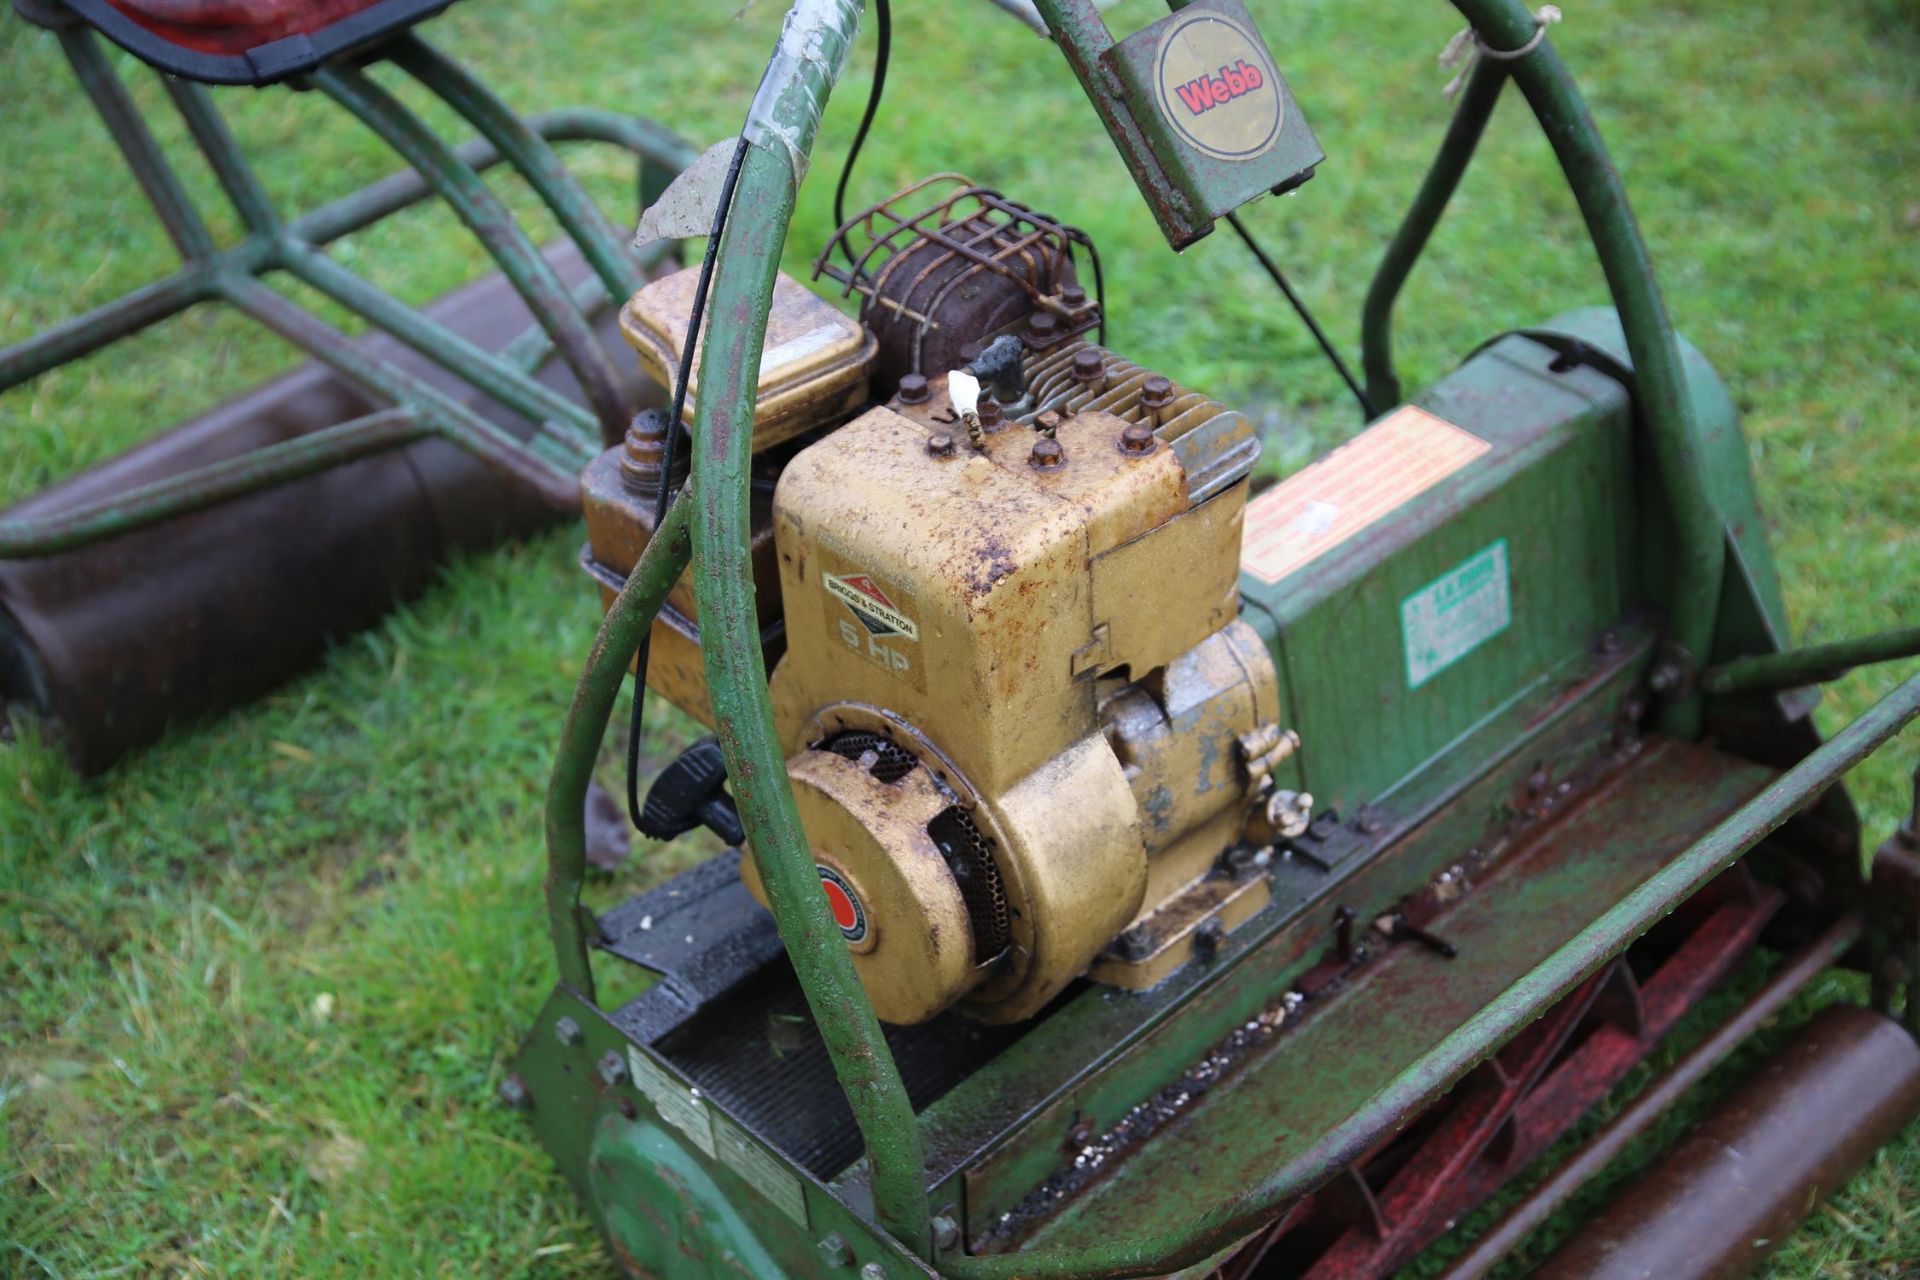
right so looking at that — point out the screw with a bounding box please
[818,1233,854,1268]
[1139,376,1176,428]
[554,1016,582,1046]
[861,1265,889,1280]
[1116,928,1155,961]
[1072,348,1106,390]
[497,1074,531,1110]
[931,1214,961,1251]
[927,432,956,457]
[598,1049,628,1086]
[1029,437,1065,470]
[1061,283,1088,307]
[1027,310,1059,337]
[1119,423,1156,455]
[1193,919,1226,960]
[897,373,930,405]
[618,408,685,499]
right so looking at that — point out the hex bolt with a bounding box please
[1027,310,1059,338]
[1061,283,1088,307]
[597,1049,629,1086]
[1029,437,1065,470]
[817,1233,854,1269]
[926,432,956,458]
[497,1074,531,1111]
[1139,375,1175,427]
[1072,347,1107,394]
[1193,919,1227,960]
[931,1212,962,1251]
[554,1016,582,1046]
[977,398,1005,433]
[1119,422,1156,455]
[896,372,930,405]
[1034,409,1063,439]
[861,1264,889,1280]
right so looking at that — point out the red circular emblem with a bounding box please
[817,865,868,944]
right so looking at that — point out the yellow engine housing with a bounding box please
[747,372,1282,1025]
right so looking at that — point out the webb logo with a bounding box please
[1173,58,1266,116]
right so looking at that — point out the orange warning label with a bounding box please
[1240,405,1491,585]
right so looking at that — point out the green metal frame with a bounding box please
[537,1,1920,1275]
[0,24,697,556]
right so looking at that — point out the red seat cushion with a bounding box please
[55,0,458,83]
[104,0,397,55]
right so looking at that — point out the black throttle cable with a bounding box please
[1225,210,1377,420]
[626,0,894,831]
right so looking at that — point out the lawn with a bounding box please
[3,0,1918,1276]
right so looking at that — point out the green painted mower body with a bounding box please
[512,2,1920,1277]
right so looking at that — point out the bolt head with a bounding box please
[926,432,956,457]
[554,1016,582,1046]
[1119,423,1156,455]
[597,1049,628,1086]
[1072,348,1104,381]
[860,1265,888,1280]
[1028,437,1065,470]
[497,1074,531,1111]
[817,1232,854,1268]
[896,373,930,405]
[931,1214,961,1251]
[1140,374,1175,407]
[977,398,1004,429]
[1193,919,1227,959]
[1027,310,1059,335]
[1061,283,1088,307]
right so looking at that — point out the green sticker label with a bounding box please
[1402,540,1511,689]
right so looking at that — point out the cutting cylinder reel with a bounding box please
[587,178,1304,1024]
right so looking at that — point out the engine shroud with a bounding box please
[755,353,1277,1024]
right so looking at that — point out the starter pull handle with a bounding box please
[637,736,747,847]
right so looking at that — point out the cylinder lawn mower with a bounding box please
[508,1,1920,1278]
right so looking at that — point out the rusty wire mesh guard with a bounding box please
[812,173,1101,376]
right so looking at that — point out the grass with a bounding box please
[1,0,1917,1275]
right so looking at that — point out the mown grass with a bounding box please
[2,0,1917,1275]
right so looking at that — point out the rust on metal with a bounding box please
[813,174,1101,395]
[1532,1003,1920,1280]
